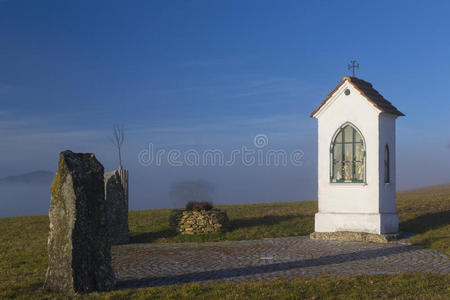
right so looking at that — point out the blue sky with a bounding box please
[0,1,449,215]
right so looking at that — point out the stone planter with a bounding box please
[169,208,231,234]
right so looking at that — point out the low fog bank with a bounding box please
[0,164,317,218]
[131,164,317,211]
[1,138,448,217]
[0,183,51,217]
[2,159,450,218]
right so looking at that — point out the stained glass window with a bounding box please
[331,124,365,183]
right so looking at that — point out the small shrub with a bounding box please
[185,201,213,211]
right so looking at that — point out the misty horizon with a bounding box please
[1,132,448,218]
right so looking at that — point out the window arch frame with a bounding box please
[384,144,390,184]
[329,122,366,183]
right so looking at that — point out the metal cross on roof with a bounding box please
[348,60,359,77]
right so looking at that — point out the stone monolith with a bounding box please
[44,150,115,294]
[105,170,129,244]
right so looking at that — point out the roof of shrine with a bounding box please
[310,76,405,117]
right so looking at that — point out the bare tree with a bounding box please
[111,125,125,169]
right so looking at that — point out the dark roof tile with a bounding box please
[310,76,405,117]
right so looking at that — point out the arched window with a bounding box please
[331,124,365,183]
[384,144,390,183]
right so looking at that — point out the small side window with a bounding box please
[384,145,390,183]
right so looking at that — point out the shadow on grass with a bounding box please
[129,214,309,244]
[230,214,310,230]
[400,210,450,233]
[417,236,450,248]
[116,244,417,289]
[130,228,177,244]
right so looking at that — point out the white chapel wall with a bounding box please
[378,113,397,213]
[317,81,381,214]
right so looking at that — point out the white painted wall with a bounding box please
[378,113,398,233]
[312,79,399,234]
[378,113,397,214]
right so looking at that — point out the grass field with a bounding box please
[0,184,448,299]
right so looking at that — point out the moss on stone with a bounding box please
[50,156,63,201]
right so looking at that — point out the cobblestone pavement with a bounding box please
[111,236,449,288]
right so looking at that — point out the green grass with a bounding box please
[0,184,449,299]
[397,184,450,253]
[129,185,449,254]
[129,201,317,244]
[84,274,450,299]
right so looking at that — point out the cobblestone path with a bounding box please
[112,236,449,288]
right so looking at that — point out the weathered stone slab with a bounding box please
[44,150,115,294]
[105,170,129,245]
[310,231,401,243]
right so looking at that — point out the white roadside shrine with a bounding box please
[310,76,404,240]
